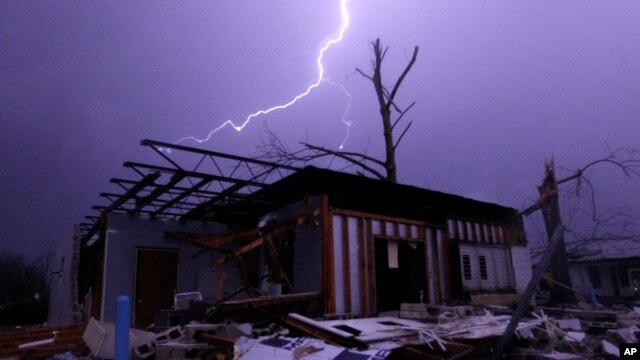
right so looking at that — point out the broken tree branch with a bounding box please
[386,46,419,112]
[300,142,387,180]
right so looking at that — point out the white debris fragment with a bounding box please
[556,319,582,331]
[564,331,585,343]
[614,325,639,343]
[601,339,619,357]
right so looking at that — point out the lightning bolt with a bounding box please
[175,0,352,148]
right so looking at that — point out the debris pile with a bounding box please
[3,303,640,359]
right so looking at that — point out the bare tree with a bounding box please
[523,148,640,304]
[0,249,51,325]
[262,38,419,183]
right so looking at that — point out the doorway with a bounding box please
[134,248,179,326]
[374,239,426,311]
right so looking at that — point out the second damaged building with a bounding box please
[68,140,533,326]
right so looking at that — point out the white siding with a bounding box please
[398,224,408,238]
[372,220,382,235]
[510,246,533,295]
[425,229,436,303]
[410,225,419,239]
[385,222,395,236]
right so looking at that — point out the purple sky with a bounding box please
[1,1,639,258]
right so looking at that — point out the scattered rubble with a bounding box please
[4,301,640,359]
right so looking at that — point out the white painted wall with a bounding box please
[510,246,533,295]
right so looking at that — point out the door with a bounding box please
[134,248,179,327]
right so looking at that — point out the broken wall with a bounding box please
[257,197,323,295]
[48,225,81,325]
[510,246,533,296]
[99,213,236,323]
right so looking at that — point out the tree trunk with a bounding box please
[382,106,397,182]
[371,39,398,182]
[537,161,577,304]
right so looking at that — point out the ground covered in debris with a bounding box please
[2,302,640,359]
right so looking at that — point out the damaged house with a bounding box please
[567,239,640,299]
[52,139,533,327]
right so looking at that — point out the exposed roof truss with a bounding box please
[80,139,299,244]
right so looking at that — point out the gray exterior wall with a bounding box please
[100,213,233,322]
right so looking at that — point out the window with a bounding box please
[479,256,488,280]
[462,255,472,280]
[587,266,601,289]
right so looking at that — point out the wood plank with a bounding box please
[210,237,264,268]
[507,226,518,246]
[216,292,321,311]
[264,235,296,293]
[420,225,430,304]
[357,217,367,314]
[320,194,335,314]
[441,229,451,301]
[331,208,427,226]
[169,228,260,247]
[461,221,469,241]
[341,215,351,314]
[366,219,376,313]
[431,228,441,304]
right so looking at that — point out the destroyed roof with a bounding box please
[80,139,520,243]
[194,165,520,225]
[79,139,300,243]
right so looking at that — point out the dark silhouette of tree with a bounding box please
[0,250,51,325]
[262,38,419,183]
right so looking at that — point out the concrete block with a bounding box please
[155,326,186,344]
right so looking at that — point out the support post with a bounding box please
[493,225,564,359]
[115,295,130,360]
